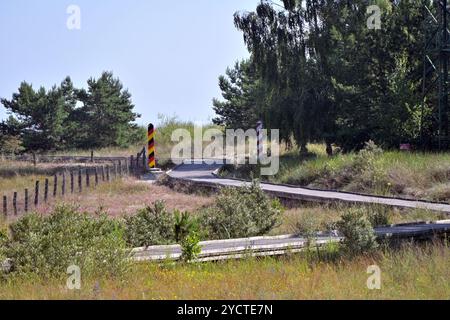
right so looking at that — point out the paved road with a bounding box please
[166,160,450,213]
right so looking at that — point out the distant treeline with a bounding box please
[213,1,448,153]
[0,71,145,153]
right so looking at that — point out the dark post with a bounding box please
[53,174,58,197]
[142,147,147,170]
[118,160,122,176]
[2,195,6,217]
[101,166,105,181]
[94,167,99,186]
[34,180,39,207]
[44,179,49,202]
[130,155,134,175]
[78,169,82,193]
[24,189,29,212]
[86,168,90,188]
[136,153,140,170]
[70,172,74,193]
[13,192,17,216]
[114,162,118,179]
[106,166,110,182]
[62,173,66,196]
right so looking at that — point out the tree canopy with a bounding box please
[214,0,442,152]
[1,72,143,152]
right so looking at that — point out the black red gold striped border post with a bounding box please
[148,124,156,169]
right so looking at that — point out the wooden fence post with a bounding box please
[2,195,7,217]
[142,147,147,170]
[70,172,74,194]
[130,155,135,175]
[114,163,117,179]
[13,192,17,215]
[53,174,58,197]
[106,166,110,182]
[101,166,105,181]
[118,160,122,176]
[95,167,99,187]
[86,168,90,188]
[24,189,28,212]
[34,181,39,207]
[62,173,66,196]
[78,169,82,193]
[44,179,49,202]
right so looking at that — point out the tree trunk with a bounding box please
[326,141,333,157]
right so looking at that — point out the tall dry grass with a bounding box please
[1,242,449,300]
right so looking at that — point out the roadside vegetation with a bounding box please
[221,142,450,203]
[1,181,449,299]
[1,241,449,299]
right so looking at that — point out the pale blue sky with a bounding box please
[0,0,261,126]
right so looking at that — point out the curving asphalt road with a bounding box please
[166,160,450,213]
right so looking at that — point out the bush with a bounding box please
[174,211,199,243]
[180,231,202,263]
[201,181,283,239]
[0,225,8,263]
[337,208,378,256]
[6,205,129,278]
[124,200,175,247]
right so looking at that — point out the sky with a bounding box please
[0,0,261,126]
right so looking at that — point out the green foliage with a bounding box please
[1,72,141,152]
[124,200,175,247]
[174,211,199,243]
[180,231,202,263]
[337,208,379,256]
[201,181,283,239]
[0,225,8,263]
[213,60,262,129]
[5,205,129,278]
[216,1,438,151]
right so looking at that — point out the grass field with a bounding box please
[1,243,449,300]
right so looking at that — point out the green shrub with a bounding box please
[174,211,199,243]
[0,225,8,263]
[180,231,202,263]
[337,208,379,256]
[201,181,283,239]
[124,200,175,247]
[6,205,129,278]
